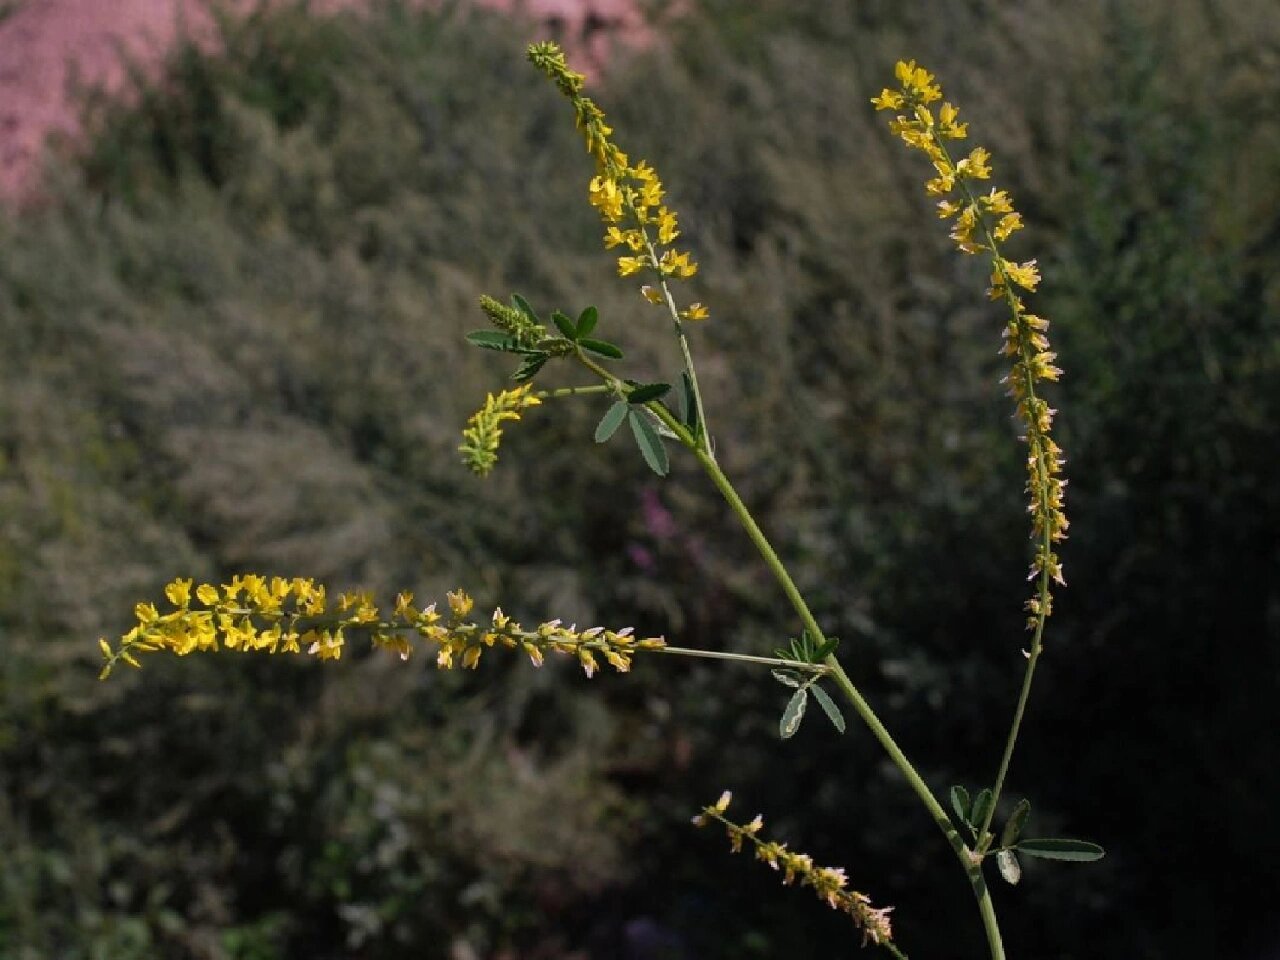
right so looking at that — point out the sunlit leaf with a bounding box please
[810,684,846,734]
[594,401,628,443]
[780,688,808,739]
[577,306,599,338]
[552,310,578,340]
[628,409,669,476]
[997,849,1022,885]
[466,330,519,351]
[580,338,623,360]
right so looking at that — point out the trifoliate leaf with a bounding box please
[628,409,669,476]
[577,306,599,338]
[512,293,540,323]
[970,788,994,835]
[810,684,846,734]
[627,382,671,404]
[812,636,841,662]
[997,849,1022,885]
[594,401,628,443]
[580,338,624,360]
[780,688,808,739]
[950,785,972,826]
[1015,839,1105,862]
[466,330,519,351]
[681,371,698,430]
[511,354,548,383]
[552,310,578,340]
[1001,799,1032,848]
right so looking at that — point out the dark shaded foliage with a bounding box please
[1,1,1277,958]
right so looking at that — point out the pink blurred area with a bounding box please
[0,0,654,203]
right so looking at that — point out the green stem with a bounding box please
[573,352,1007,960]
[535,384,612,400]
[932,131,1056,846]
[656,645,828,674]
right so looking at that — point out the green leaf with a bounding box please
[1015,839,1105,862]
[949,785,971,825]
[466,330,518,351]
[627,382,671,404]
[1001,799,1032,848]
[681,371,698,430]
[594,401,629,443]
[576,306,599,338]
[812,636,840,662]
[771,669,803,688]
[580,338,624,360]
[970,788,994,833]
[996,849,1022,885]
[810,684,846,734]
[511,354,548,383]
[779,688,808,739]
[551,310,578,340]
[511,293,540,323]
[628,410,669,476]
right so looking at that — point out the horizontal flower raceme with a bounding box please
[98,575,664,680]
[527,41,707,320]
[873,60,1067,628]
[693,792,898,952]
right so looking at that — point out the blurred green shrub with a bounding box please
[0,1,1277,957]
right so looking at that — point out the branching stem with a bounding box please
[572,348,1006,959]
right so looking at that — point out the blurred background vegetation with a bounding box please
[1,0,1277,957]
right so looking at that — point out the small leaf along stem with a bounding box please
[571,348,1007,960]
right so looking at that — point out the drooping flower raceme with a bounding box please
[527,41,708,324]
[693,792,900,954]
[99,575,664,679]
[459,383,542,477]
[872,61,1067,630]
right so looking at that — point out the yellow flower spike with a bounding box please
[696,798,898,949]
[875,58,1069,628]
[459,384,542,477]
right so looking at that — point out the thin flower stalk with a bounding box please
[872,61,1067,858]
[527,41,713,454]
[693,792,903,958]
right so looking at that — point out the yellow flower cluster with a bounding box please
[527,41,708,323]
[873,61,1067,626]
[693,792,899,953]
[99,576,665,679]
[459,384,542,477]
[478,294,547,349]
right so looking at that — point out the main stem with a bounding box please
[574,351,1007,958]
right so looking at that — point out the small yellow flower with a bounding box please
[680,303,710,321]
[617,255,648,277]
